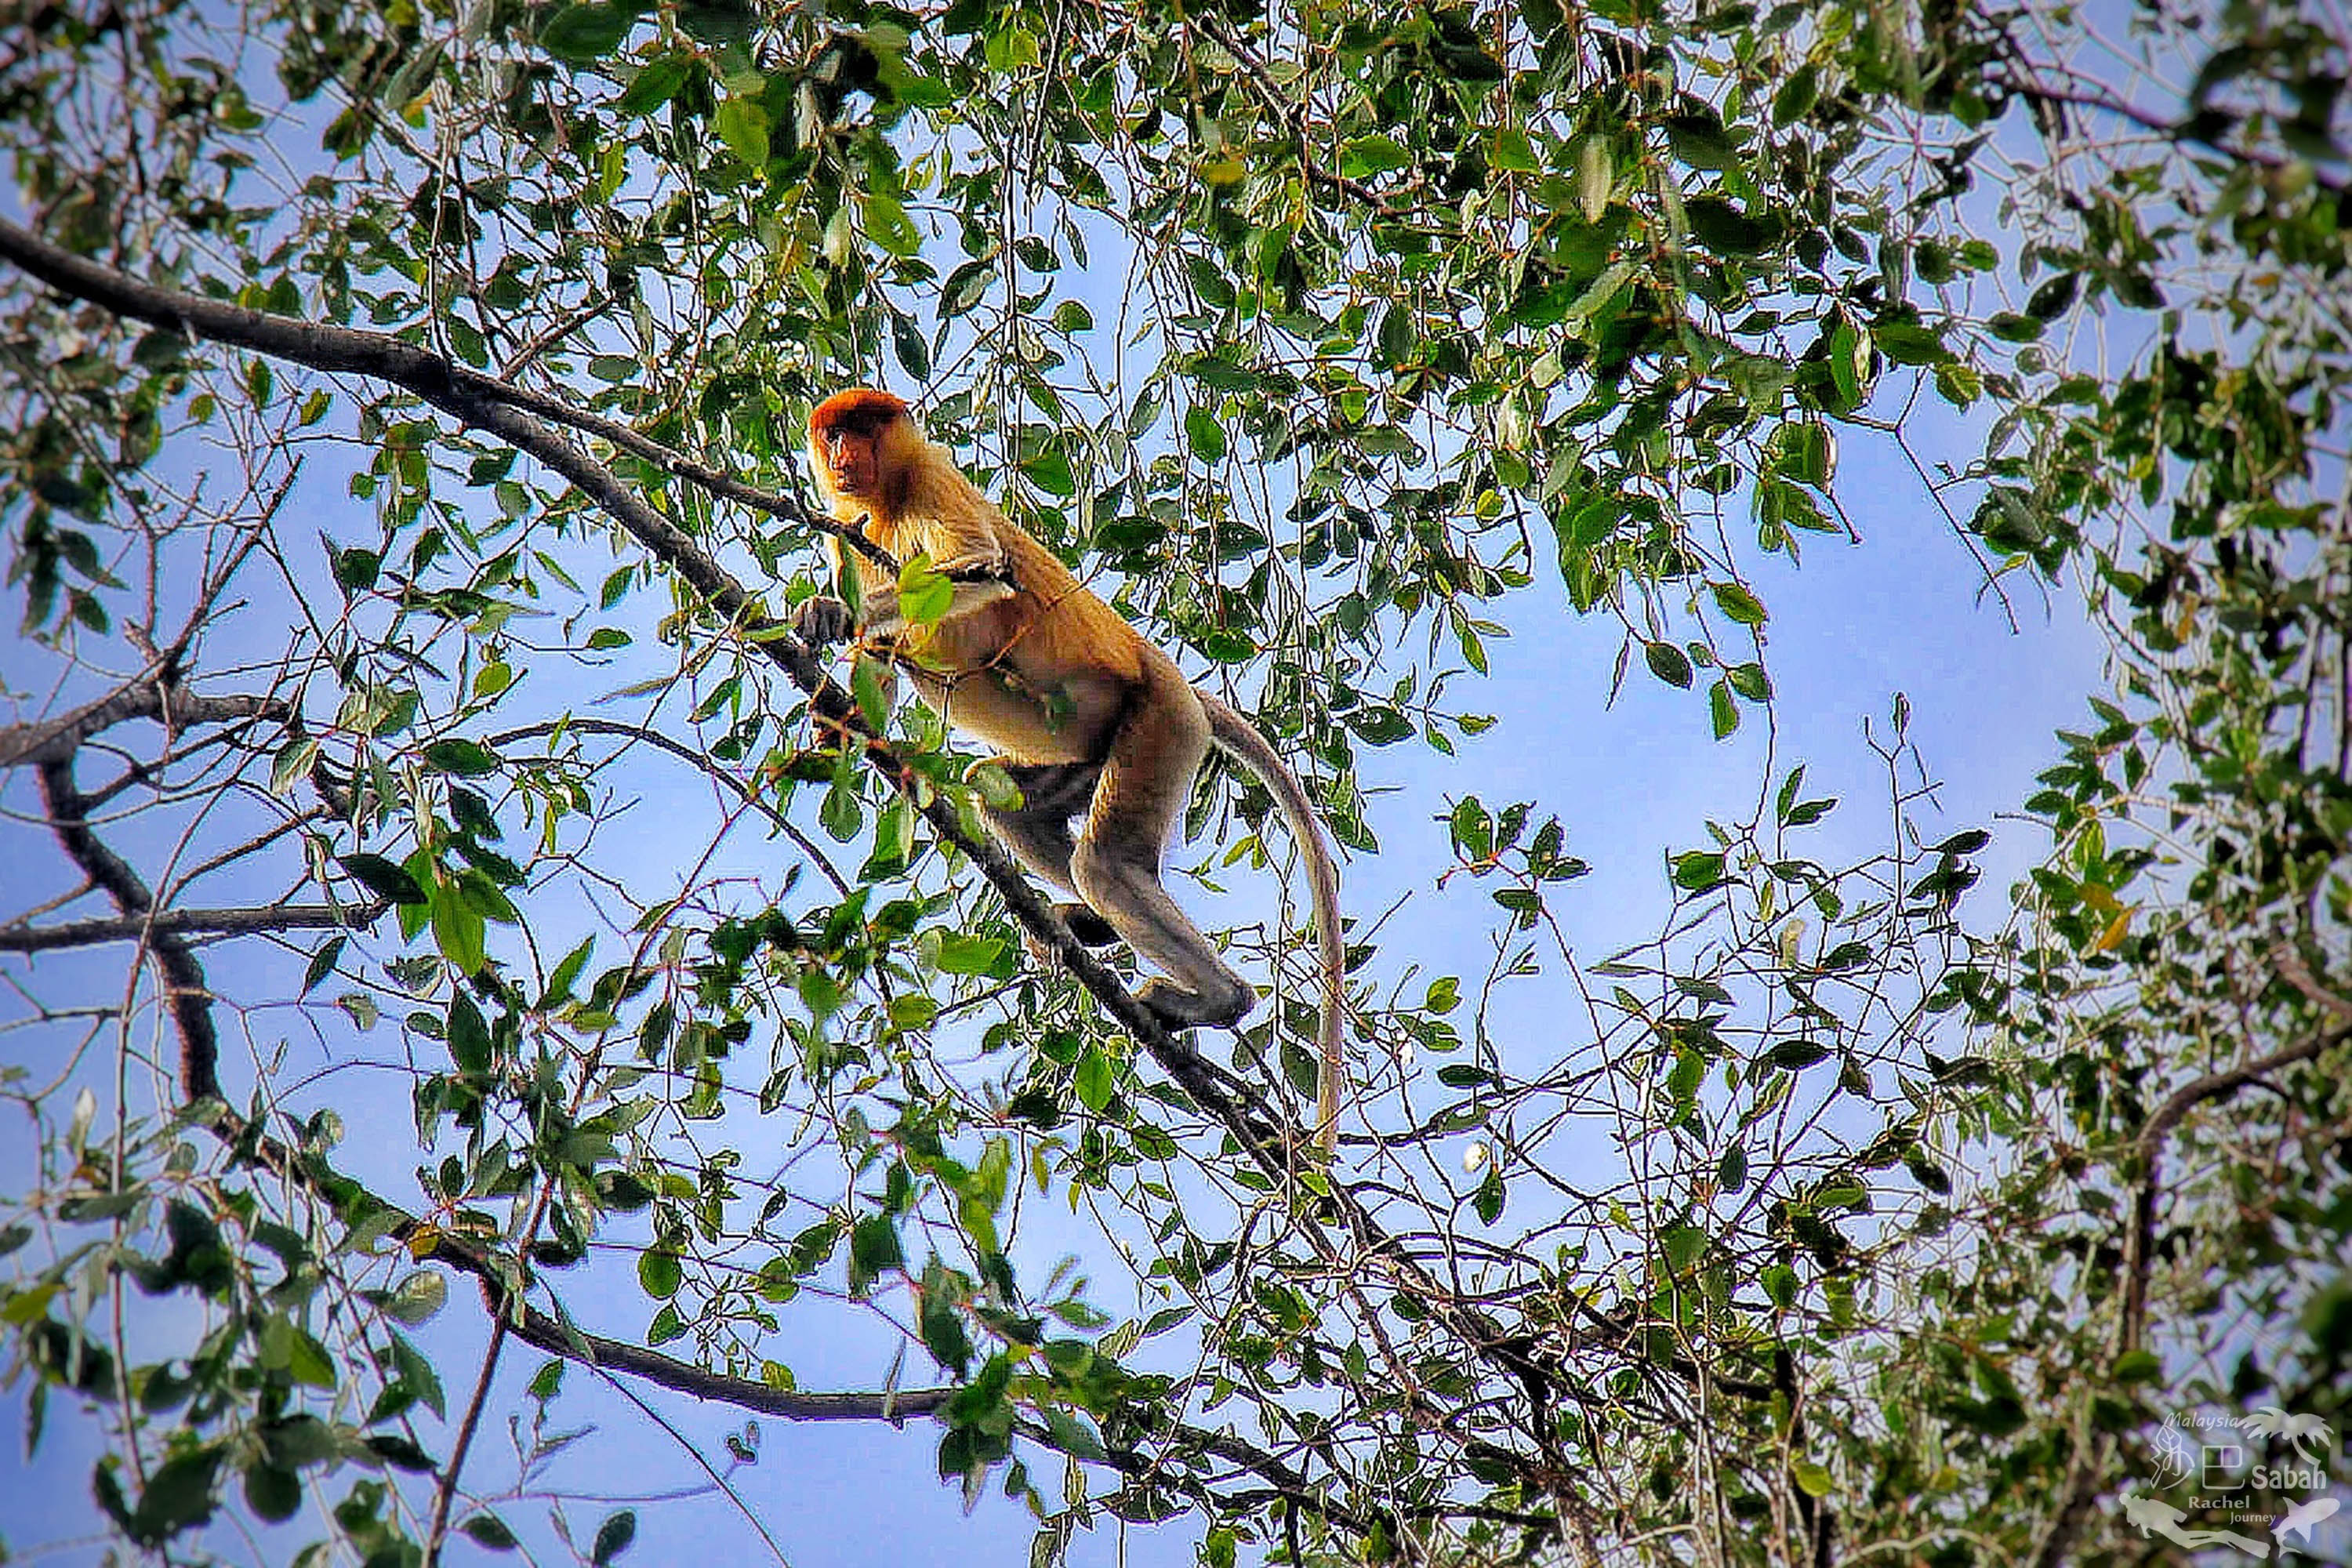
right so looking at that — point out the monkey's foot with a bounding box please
[1058,903,1120,947]
[1135,977,1255,1033]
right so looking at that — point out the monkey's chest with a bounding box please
[878,588,1137,764]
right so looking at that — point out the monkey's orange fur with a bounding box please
[803,388,1348,1151]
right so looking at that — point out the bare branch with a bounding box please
[34,753,224,1100]
[422,1314,510,1568]
[485,716,853,896]
[0,679,285,771]
[0,902,387,953]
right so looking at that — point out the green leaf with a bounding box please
[864,192,923,257]
[941,259,993,318]
[544,935,594,1006]
[448,989,492,1073]
[338,853,426,906]
[1074,1046,1115,1113]
[1792,1461,1834,1497]
[1041,1407,1107,1461]
[615,54,692,115]
[1664,114,1739,172]
[241,1461,300,1523]
[891,311,932,382]
[638,1249,682,1299]
[383,1270,447,1326]
[302,935,346,996]
[127,1447,223,1545]
[432,891,487,975]
[539,4,633,64]
[1341,134,1411,177]
[1644,641,1694,689]
[819,773,864,841]
[1662,1224,1707,1272]
[1185,406,1227,463]
[1671,851,1726,891]
[920,1283,974,1374]
[332,546,380,592]
[935,932,1003,975]
[897,557,954,626]
[1871,321,1951,365]
[593,1509,638,1565]
[462,1514,520,1550]
[423,737,502,776]
[1709,681,1740,739]
[1711,581,1766,626]
[278,1320,337,1388]
[848,1214,903,1290]
[1492,125,1539,173]
[1772,64,1819,126]
[713,97,771,169]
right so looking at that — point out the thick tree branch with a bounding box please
[0,902,387,953]
[0,215,1305,1175]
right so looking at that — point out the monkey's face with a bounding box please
[818,426,881,498]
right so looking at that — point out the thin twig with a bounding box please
[422,1313,510,1568]
[485,716,854,895]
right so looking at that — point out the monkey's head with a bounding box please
[808,387,914,505]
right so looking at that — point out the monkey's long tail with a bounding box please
[1200,694,1347,1155]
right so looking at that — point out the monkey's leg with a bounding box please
[982,760,1119,949]
[1069,689,1254,1029]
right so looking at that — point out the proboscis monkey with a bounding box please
[796,388,1348,1152]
